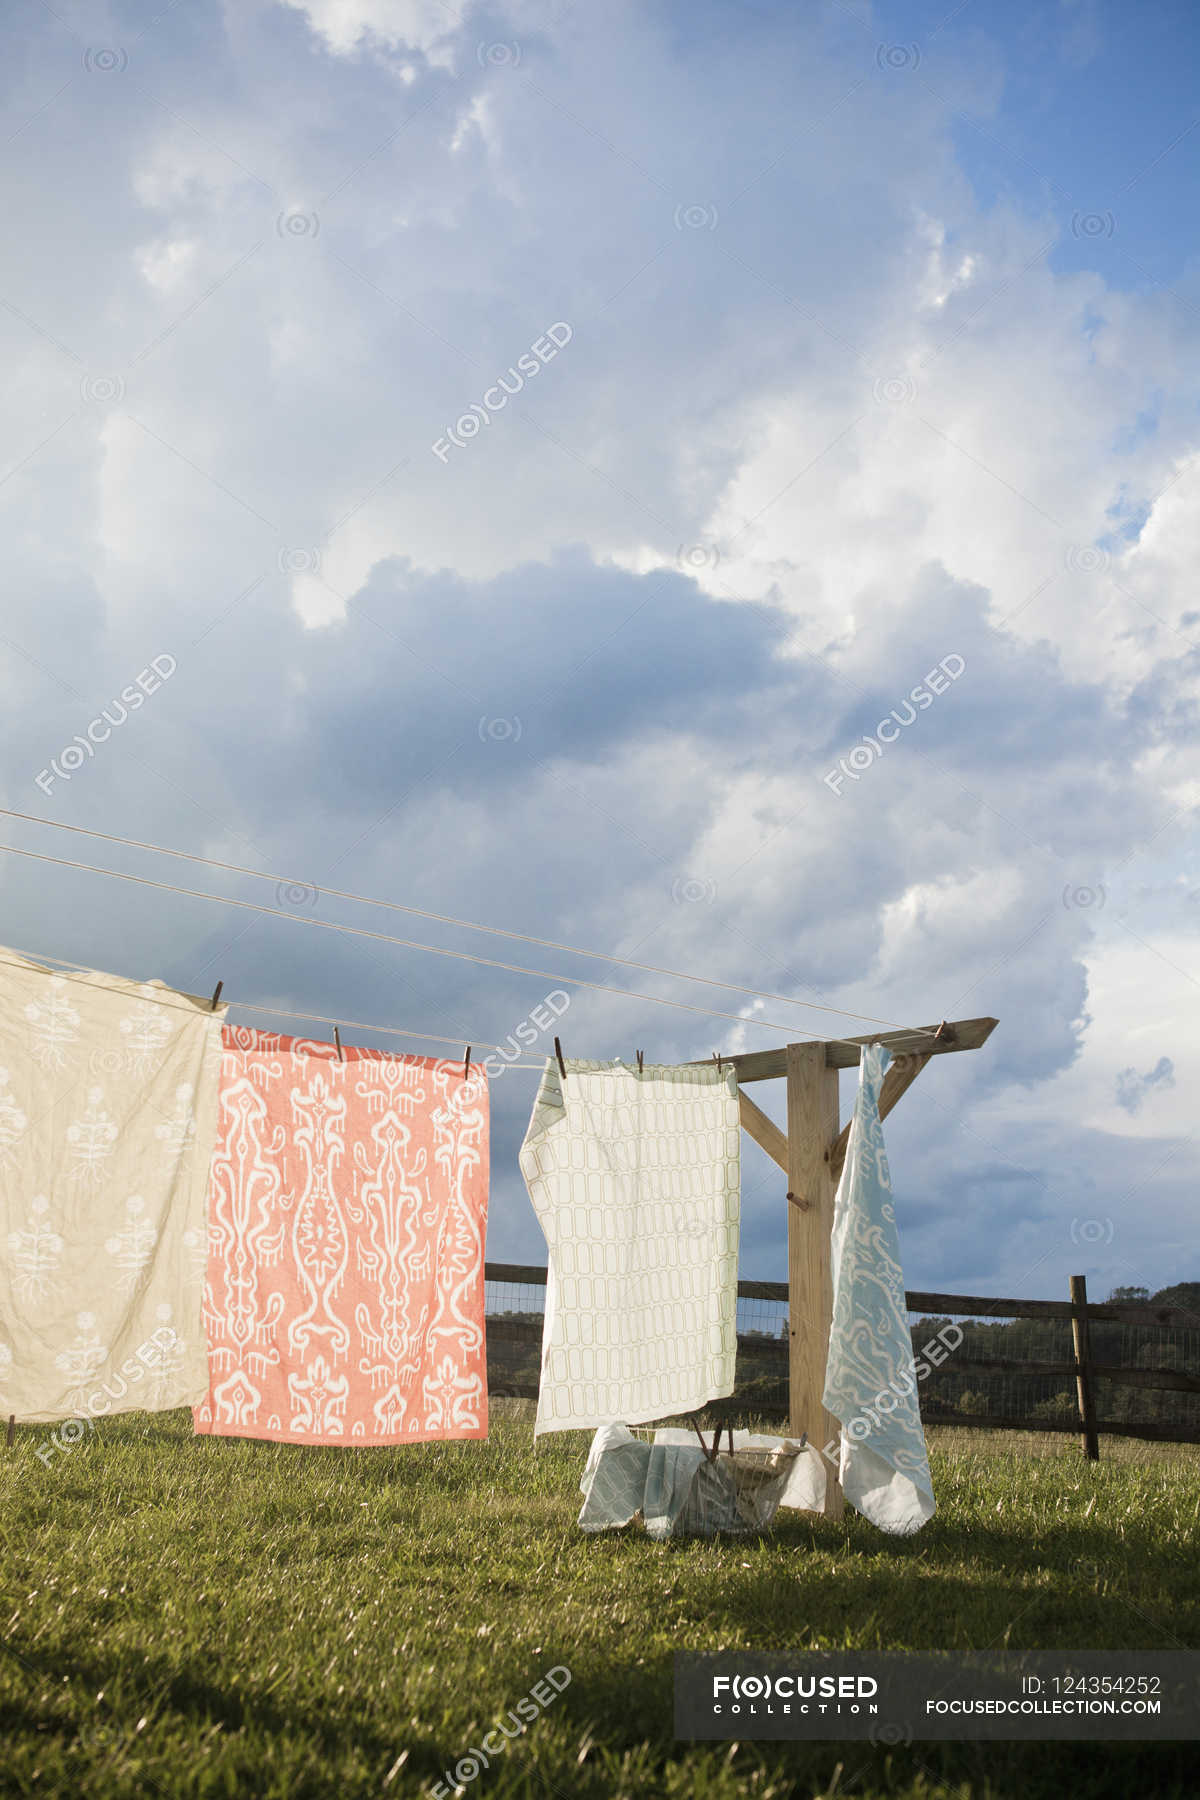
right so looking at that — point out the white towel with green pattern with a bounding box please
[520,1058,740,1436]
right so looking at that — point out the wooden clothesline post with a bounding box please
[697,1014,998,1523]
[786,1041,845,1518]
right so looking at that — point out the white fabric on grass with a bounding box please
[579,1423,804,1537]
[520,1058,740,1436]
[652,1426,826,1513]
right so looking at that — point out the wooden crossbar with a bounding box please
[693,1015,997,1081]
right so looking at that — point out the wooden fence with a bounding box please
[483,1265,1200,1460]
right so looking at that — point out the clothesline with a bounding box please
[0,945,546,1066]
[1,926,939,1533]
[0,840,833,1035]
[0,806,907,1032]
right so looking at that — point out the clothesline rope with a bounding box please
[0,944,545,1063]
[0,805,908,1032]
[0,840,828,1035]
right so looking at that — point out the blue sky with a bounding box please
[2,0,1198,1305]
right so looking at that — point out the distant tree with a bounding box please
[1107,1285,1150,1302]
[1150,1282,1200,1317]
[1031,1392,1076,1420]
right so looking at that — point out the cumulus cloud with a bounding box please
[2,0,1198,1292]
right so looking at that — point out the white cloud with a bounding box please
[2,0,1198,1294]
[276,0,462,62]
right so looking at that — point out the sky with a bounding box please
[2,0,1198,1305]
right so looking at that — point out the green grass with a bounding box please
[1,1408,1197,1798]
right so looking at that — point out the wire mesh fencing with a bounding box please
[484,1265,1200,1448]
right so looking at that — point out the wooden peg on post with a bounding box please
[786,1040,844,1521]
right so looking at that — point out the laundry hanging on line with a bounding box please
[519,1057,741,1435]
[2,927,937,1534]
[822,1042,935,1534]
[193,1026,489,1445]
[0,944,225,1424]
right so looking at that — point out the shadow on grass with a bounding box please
[523,1648,1200,1800]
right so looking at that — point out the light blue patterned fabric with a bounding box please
[577,1424,785,1539]
[822,1044,935,1534]
[578,1423,726,1538]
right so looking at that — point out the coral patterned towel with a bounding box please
[193,1028,488,1445]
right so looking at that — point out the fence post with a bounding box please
[5,1415,13,1449]
[1070,1274,1100,1462]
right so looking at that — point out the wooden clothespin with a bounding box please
[463,1045,471,1080]
[933,1019,948,1042]
[712,1049,723,1073]
[636,1050,644,1073]
[210,981,223,1010]
[554,1036,567,1080]
[333,1026,344,1063]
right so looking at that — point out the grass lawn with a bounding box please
[1,1408,1197,1798]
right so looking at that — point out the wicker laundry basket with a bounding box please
[719,1442,804,1529]
[671,1438,805,1536]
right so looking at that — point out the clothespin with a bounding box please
[636,1050,644,1073]
[463,1045,471,1080]
[210,981,223,1010]
[333,1027,344,1063]
[712,1049,723,1073]
[554,1036,567,1080]
[933,1019,948,1043]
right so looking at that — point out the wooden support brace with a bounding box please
[786,1041,844,1520]
[827,1051,931,1186]
[738,1090,788,1174]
